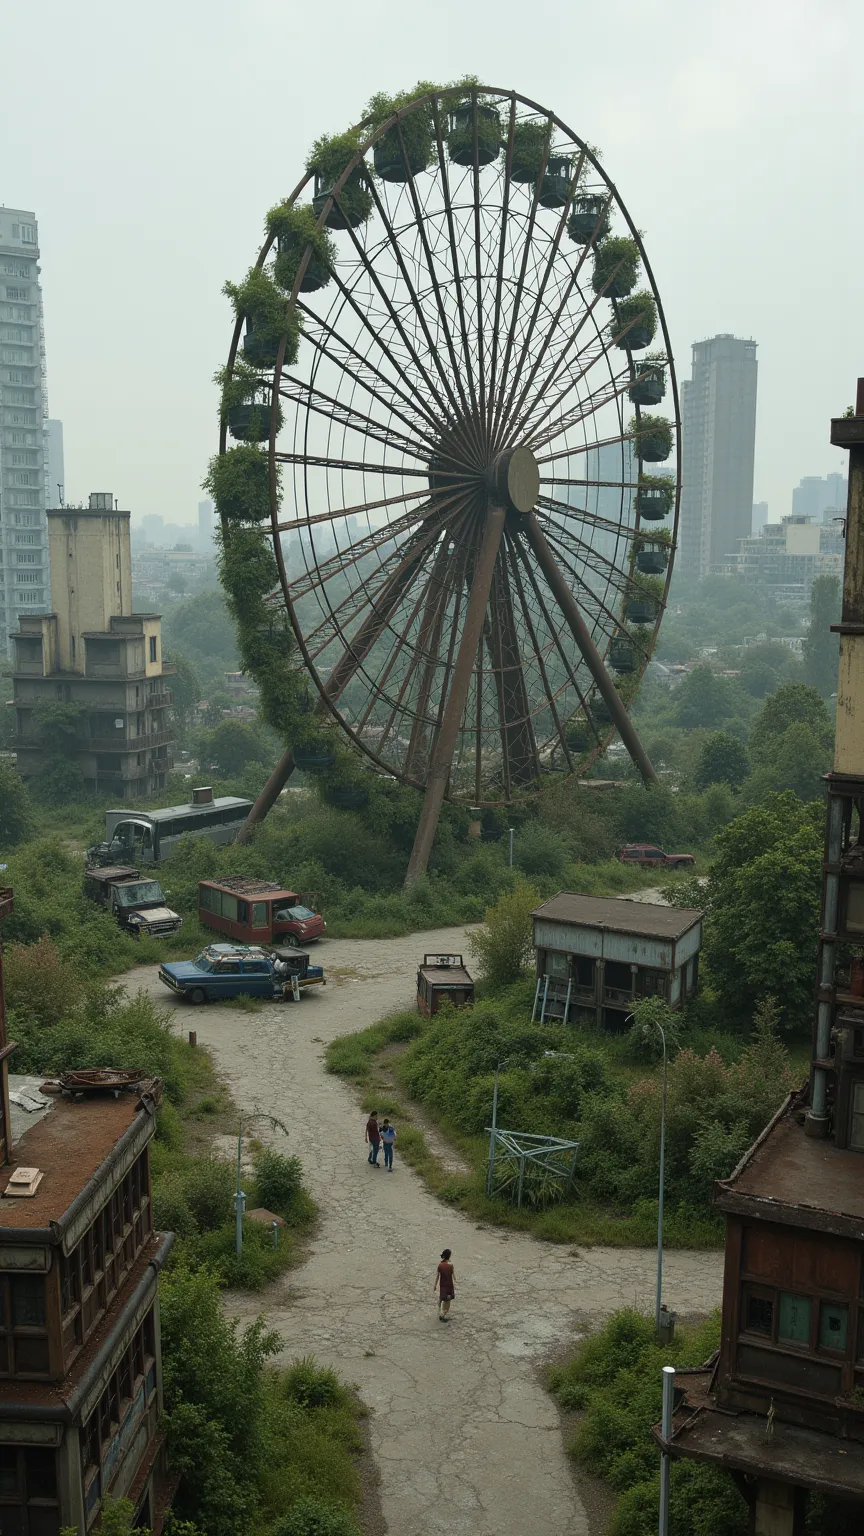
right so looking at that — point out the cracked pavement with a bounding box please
[124,924,723,1535]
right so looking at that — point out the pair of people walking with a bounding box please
[365,1111,396,1170]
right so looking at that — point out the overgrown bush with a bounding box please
[254,1148,304,1213]
[548,1309,749,1536]
[468,881,539,988]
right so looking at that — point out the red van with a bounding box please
[198,877,325,947]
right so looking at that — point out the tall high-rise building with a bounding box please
[0,208,50,654]
[752,501,768,534]
[679,334,758,581]
[46,417,64,505]
[791,472,847,522]
[197,496,214,549]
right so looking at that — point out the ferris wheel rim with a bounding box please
[219,84,681,802]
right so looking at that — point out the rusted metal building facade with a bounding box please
[657,394,864,1530]
[0,892,175,1533]
[531,893,702,1026]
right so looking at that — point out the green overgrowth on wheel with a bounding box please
[629,415,674,462]
[634,469,676,511]
[307,130,374,225]
[366,84,438,175]
[267,202,337,293]
[224,267,301,367]
[203,444,271,524]
[592,235,640,297]
[509,120,552,182]
[610,290,657,346]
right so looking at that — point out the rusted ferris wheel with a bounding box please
[219,84,681,881]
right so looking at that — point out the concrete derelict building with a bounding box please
[11,495,174,798]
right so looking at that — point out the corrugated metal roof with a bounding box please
[531,893,702,940]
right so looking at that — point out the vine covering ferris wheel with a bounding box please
[214,82,681,881]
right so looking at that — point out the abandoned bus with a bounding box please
[94,787,252,866]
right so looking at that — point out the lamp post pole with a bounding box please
[655,1022,667,1336]
[508,827,514,867]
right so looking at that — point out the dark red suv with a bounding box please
[616,843,695,870]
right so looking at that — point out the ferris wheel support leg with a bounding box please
[235,749,296,844]
[405,504,508,886]
[521,515,657,787]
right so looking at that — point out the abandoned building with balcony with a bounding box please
[10,495,174,798]
[654,400,864,1531]
[0,890,175,1533]
[531,893,702,1026]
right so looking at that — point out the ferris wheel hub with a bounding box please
[488,446,540,516]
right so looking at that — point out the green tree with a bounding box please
[802,574,841,698]
[0,763,33,848]
[749,682,833,767]
[162,590,239,684]
[160,1263,280,1535]
[703,793,822,1032]
[468,881,539,988]
[694,732,749,791]
[196,719,265,778]
[673,666,735,728]
[164,648,202,733]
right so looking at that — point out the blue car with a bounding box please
[159,944,281,1004]
[159,943,324,1004]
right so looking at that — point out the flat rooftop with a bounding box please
[0,1089,145,1231]
[419,965,473,986]
[715,1093,864,1236]
[661,1368,864,1499]
[203,877,296,897]
[532,893,702,940]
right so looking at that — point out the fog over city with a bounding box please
[1,0,861,528]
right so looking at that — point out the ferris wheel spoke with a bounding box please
[487,545,540,793]
[485,95,517,440]
[521,514,655,782]
[539,524,634,644]
[536,428,642,469]
[537,497,632,543]
[540,527,636,608]
[504,230,614,442]
[496,193,607,446]
[496,144,587,440]
[336,204,463,443]
[314,499,474,687]
[377,539,456,776]
[469,99,489,432]
[290,488,469,609]
[489,150,546,450]
[522,370,636,457]
[508,531,600,748]
[275,451,433,478]
[518,342,634,452]
[364,177,479,460]
[276,486,438,536]
[391,124,482,450]
[297,307,443,444]
[430,99,482,429]
[351,536,457,739]
[504,533,575,771]
[277,374,431,463]
[316,271,449,438]
[407,503,507,879]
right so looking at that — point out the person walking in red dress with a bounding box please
[434,1248,455,1322]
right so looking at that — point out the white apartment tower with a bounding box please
[0,208,49,654]
[679,335,758,582]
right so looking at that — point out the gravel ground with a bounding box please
[121,925,723,1536]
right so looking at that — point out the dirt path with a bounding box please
[122,927,723,1536]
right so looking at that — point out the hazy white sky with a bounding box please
[3,0,861,526]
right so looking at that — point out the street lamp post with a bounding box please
[508,827,514,867]
[655,1021,667,1337]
